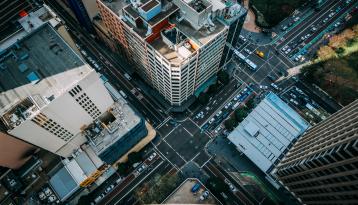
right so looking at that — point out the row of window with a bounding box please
[32,113,74,141]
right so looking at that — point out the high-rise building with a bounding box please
[0,13,149,166]
[0,0,41,40]
[273,100,358,204]
[97,0,245,108]
[64,0,95,32]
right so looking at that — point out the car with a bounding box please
[323,17,329,23]
[208,118,215,124]
[281,45,289,52]
[334,22,341,28]
[105,185,114,194]
[284,48,292,54]
[200,190,210,200]
[148,152,157,161]
[214,127,222,134]
[205,107,210,111]
[48,195,56,203]
[259,85,268,89]
[115,177,123,184]
[94,195,103,203]
[268,75,277,82]
[310,26,317,32]
[137,164,147,173]
[44,188,52,196]
[294,54,303,62]
[243,48,252,54]
[239,35,247,42]
[328,12,335,18]
[216,111,222,117]
[290,93,297,98]
[38,192,46,200]
[281,25,288,31]
[293,16,300,22]
[290,98,299,105]
[270,83,280,90]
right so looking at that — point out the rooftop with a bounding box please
[84,100,141,155]
[228,92,310,173]
[101,0,230,65]
[0,23,89,128]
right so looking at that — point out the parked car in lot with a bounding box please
[148,152,157,161]
[214,126,222,134]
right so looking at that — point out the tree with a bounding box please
[128,152,142,165]
[235,109,247,122]
[198,92,209,104]
[117,163,129,175]
[335,47,345,56]
[245,98,255,110]
[224,118,237,131]
[77,194,92,205]
[206,177,230,194]
[217,70,229,85]
[208,83,219,94]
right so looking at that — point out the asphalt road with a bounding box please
[276,0,358,61]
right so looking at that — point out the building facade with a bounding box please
[0,15,148,164]
[97,0,245,107]
[273,100,358,204]
[0,0,42,40]
[65,0,95,32]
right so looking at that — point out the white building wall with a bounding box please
[9,70,115,157]
[9,120,67,154]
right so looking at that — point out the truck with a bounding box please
[124,73,132,80]
[104,82,122,101]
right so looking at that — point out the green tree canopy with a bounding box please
[198,92,210,104]
[224,117,237,131]
[128,152,142,165]
[217,70,229,85]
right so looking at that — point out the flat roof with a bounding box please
[85,101,141,155]
[228,92,310,173]
[0,23,89,114]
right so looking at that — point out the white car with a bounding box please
[271,83,279,90]
[44,188,52,196]
[216,111,222,117]
[284,48,292,54]
[243,48,252,54]
[148,152,157,161]
[208,118,215,124]
[328,12,335,18]
[290,99,299,105]
[214,126,222,134]
[259,85,268,89]
[239,35,247,42]
[293,16,300,22]
[38,192,46,200]
[48,195,56,203]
